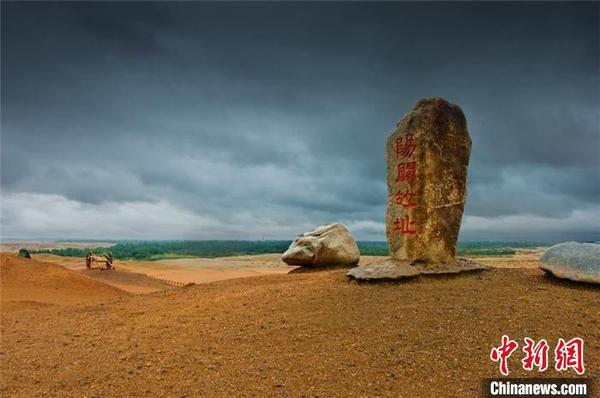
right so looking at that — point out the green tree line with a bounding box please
[32,240,549,261]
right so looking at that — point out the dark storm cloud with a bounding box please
[1,2,598,240]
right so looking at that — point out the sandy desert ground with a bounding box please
[34,253,297,287]
[1,250,597,397]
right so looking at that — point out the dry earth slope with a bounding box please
[0,255,130,310]
[1,259,598,397]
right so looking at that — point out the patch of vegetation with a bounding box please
[457,247,515,256]
[33,240,550,261]
[17,248,32,259]
[357,241,388,256]
[34,240,293,260]
[456,241,548,257]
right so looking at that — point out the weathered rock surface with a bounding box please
[282,223,360,267]
[539,242,600,284]
[385,97,471,264]
[347,258,485,281]
[347,98,484,281]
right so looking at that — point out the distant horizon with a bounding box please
[2,237,598,245]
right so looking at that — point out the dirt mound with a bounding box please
[1,267,597,397]
[0,254,130,308]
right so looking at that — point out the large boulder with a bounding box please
[282,223,360,267]
[539,242,600,284]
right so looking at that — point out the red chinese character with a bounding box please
[555,338,585,375]
[522,338,549,372]
[490,335,519,376]
[393,215,416,236]
[395,191,417,209]
[396,133,416,158]
[396,162,416,183]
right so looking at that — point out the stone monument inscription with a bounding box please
[348,97,486,281]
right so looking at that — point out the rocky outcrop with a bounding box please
[539,242,600,284]
[282,223,360,267]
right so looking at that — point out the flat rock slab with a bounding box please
[346,258,487,281]
[539,242,600,285]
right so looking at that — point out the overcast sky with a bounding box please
[1,2,599,242]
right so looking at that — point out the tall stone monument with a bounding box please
[348,98,485,280]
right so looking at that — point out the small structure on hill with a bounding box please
[17,248,32,259]
[86,251,114,270]
[348,98,486,281]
